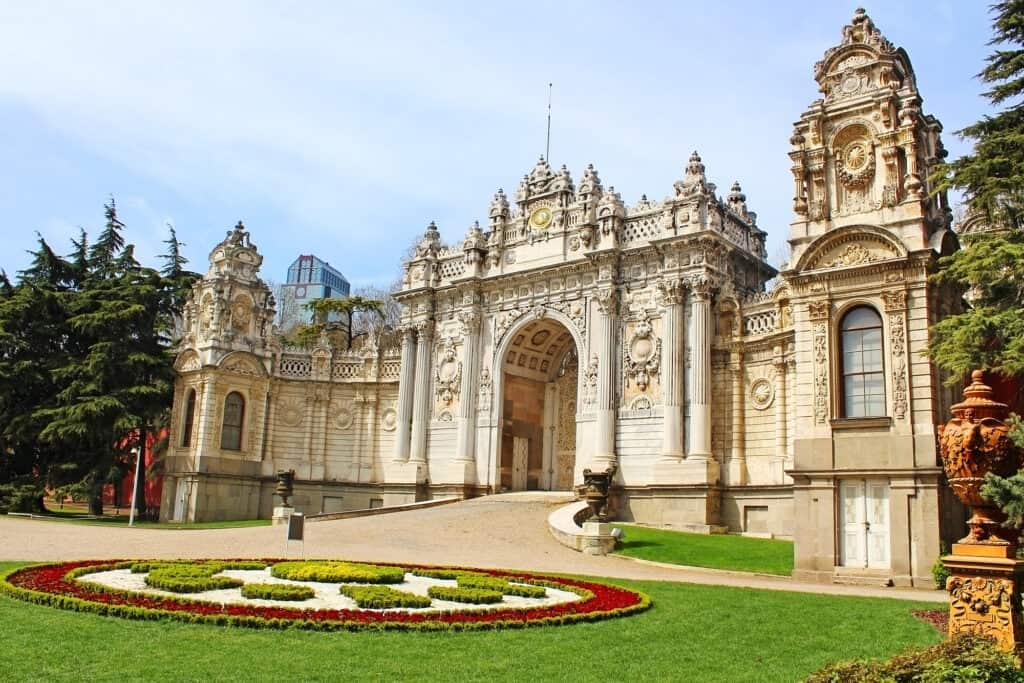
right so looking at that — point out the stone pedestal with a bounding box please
[272,505,294,526]
[384,461,427,484]
[943,552,1024,654]
[651,458,720,485]
[582,521,616,556]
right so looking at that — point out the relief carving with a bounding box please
[478,368,493,413]
[750,378,775,410]
[582,356,599,408]
[813,321,829,424]
[623,317,661,393]
[947,576,1024,652]
[434,337,462,406]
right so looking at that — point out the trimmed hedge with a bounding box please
[240,583,315,601]
[145,564,243,594]
[427,585,504,604]
[457,575,547,599]
[271,561,406,584]
[339,585,432,609]
[2,560,651,632]
[804,634,1021,682]
[410,568,476,581]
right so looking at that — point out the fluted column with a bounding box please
[392,326,417,463]
[774,355,789,483]
[687,279,712,459]
[409,320,433,464]
[728,351,747,484]
[455,309,480,462]
[593,288,619,467]
[657,278,685,460]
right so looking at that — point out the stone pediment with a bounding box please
[219,352,266,378]
[175,350,201,372]
[795,226,906,273]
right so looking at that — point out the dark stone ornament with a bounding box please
[582,465,617,522]
[275,469,295,507]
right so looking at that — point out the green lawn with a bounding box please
[613,524,795,575]
[5,512,271,530]
[0,561,939,682]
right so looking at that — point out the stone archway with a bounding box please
[498,318,579,491]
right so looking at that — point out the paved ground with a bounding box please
[0,492,945,603]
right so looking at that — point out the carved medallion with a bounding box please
[750,378,775,410]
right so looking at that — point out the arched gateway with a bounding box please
[493,312,581,491]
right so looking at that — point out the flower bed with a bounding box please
[457,575,547,599]
[1,560,651,631]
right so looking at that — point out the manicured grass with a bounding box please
[3,513,271,530]
[0,561,939,682]
[613,525,794,576]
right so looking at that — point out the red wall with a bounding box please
[102,429,165,511]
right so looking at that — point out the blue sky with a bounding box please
[0,2,993,290]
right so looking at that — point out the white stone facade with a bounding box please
[163,10,965,587]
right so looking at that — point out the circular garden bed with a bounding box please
[0,559,650,631]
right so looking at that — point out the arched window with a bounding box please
[840,307,885,417]
[180,389,197,447]
[221,392,245,450]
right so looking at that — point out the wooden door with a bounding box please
[839,479,890,569]
[512,437,529,491]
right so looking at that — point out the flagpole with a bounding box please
[545,83,552,161]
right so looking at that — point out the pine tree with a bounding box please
[930,1,1024,525]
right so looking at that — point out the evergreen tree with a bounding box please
[930,1,1024,524]
[0,201,199,518]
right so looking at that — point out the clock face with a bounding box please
[528,206,553,230]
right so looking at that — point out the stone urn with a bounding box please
[582,465,617,522]
[939,371,1020,548]
[274,469,295,507]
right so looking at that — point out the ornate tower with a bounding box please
[788,7,951,265]
[784,9,961,587]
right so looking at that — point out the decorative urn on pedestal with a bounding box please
[580,465,618,556]
[939,371,1024,653]
[272,469,296,526]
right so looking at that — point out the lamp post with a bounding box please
[128,445,143,527]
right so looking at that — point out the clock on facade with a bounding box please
[528,206,553,230]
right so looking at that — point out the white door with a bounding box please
[840,479,890,569]
[173,478,188,522]
[512,437,529,491]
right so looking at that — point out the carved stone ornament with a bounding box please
[889,311,908,420]
[813,322,829,424]
[277,396,304,427]
[749,378,775,410]
[828,243,875,268]
[655,278,685,307]
[582,356,599,408]
[496,308,525,339]
[331,403,354,431]
[478,367,493,413]
[947,575,1024,653]
[434,338,462,406]
[595,288,619,316]
[939,371,1020,547]
[624,317,661,392]
[807,300,831,321]
[836,139,875,189]
[222,356,263,377]
[380,407,397,432]
[553,300,586,335]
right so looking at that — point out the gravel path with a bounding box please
[0,492,945,603]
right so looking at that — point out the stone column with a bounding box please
[455,309,480,463]
[773,355,789,484]
[392,325,417,463]
[657,279,685,461]
[409,320,433,464]
[687,279,712,459]
[728,352,746,485]
[593,288,619,467]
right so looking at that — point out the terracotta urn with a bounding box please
[939,371,1019,547]
[274,469,295,507]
